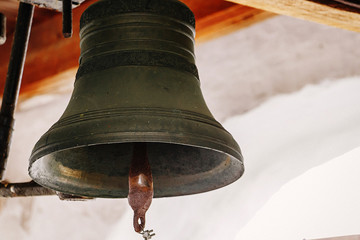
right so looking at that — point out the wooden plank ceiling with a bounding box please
[0,0,271,96]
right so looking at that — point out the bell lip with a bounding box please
[30,168,245,199]
[30,167,245,199]
[29,128,244,198]
[29,141,244,198]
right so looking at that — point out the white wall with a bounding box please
[197,15,360,121]
[235,146,360,240]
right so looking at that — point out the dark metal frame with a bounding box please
[20,0,85,12]
[0,0,83,198]
[0,181,55,197]
[0,2,34,180]
[0,13,5,45]
[62,0,73,38]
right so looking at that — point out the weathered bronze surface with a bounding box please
[28,0,244,198]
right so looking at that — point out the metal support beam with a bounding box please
[0,180,94,199]
[0,2,34,180]
[0,181,55,197]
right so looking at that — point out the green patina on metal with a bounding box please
[28,0,244,198]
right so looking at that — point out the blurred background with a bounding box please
[0,0,360,239]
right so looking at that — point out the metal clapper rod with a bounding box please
[62,0,73,38]
[128,143,156,239]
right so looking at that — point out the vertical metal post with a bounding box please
[0,13,5,45]
[62,0,73,38]
[0,2,34,180]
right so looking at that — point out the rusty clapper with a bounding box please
[128,143,153,233]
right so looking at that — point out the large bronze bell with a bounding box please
[28,0,244,198]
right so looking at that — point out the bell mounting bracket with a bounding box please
[20,0,86,11]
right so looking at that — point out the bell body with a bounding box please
[29,0,244,198]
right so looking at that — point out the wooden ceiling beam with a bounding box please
[196,4,274,42]
[228,0,360,32]
[182,0,236,19]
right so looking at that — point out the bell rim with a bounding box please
[29,140,244,198]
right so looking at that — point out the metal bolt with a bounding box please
[62,0,73,38]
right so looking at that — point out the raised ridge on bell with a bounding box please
[80,0,196,29]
